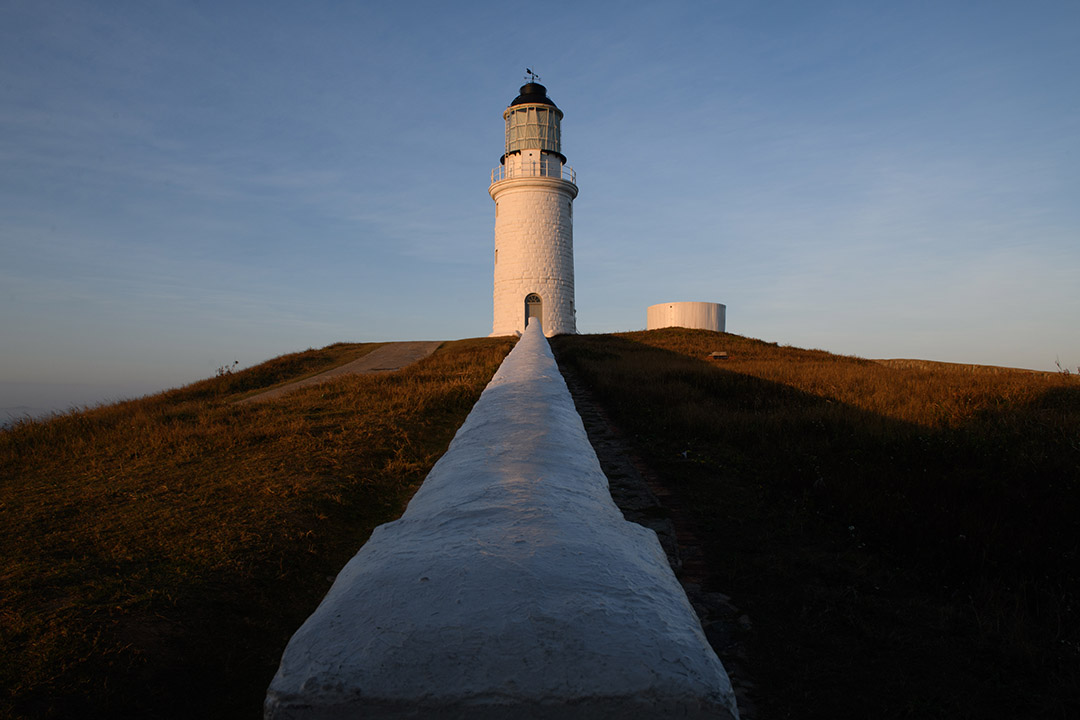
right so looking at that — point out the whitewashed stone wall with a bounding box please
[647,301,727,332]
[264,321,739,720]
[490,170,577,337]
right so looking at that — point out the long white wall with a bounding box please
[265,321,739,720]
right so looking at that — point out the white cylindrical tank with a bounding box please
[490,82,578,337]
[647,302,727,332]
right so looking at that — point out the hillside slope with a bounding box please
[552,328,1080,720]
[0,337,515,720]
[4,329,1077,719]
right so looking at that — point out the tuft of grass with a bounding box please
[552,328,1079,720]
[0,336,515,720]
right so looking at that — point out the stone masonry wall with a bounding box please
[490,174,577,337]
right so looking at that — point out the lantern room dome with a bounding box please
[510,83,559,110]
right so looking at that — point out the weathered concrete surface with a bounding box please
[264,321,739,719]
[239,341,442,404]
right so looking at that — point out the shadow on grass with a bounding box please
[552,331,1079,720]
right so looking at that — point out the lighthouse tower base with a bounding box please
[490,170,578,337]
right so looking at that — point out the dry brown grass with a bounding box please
[0,337,514,720]
[552,328,1079,720]
[6,326,1076,719]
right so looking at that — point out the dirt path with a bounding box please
[238,341,443,404]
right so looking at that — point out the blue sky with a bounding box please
[2,0,1078,418]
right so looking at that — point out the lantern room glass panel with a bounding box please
[505,107,561,155]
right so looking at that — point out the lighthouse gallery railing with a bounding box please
[491,162,576,185]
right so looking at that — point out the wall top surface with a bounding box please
[265,322,738,718]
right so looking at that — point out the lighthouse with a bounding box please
[489,79,578,337]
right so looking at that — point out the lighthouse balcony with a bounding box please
[491,161,576,185]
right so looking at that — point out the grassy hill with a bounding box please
[0,337,515,719]
[3,329,1077,719]
[551,329,1079,720]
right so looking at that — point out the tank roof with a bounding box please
[509,83,559,109]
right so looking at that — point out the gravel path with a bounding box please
[238,341,443,404]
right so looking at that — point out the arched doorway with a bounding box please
[524,293,542,330]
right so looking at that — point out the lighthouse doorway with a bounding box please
[525,293,542,330]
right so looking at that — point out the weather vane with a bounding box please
[525,67,541,83]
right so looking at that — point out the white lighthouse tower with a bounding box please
[489,78,578,337]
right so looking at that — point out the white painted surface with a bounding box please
[490,90,578,338]
[264,321,739,720]
[490,173,577,337]
[647,301,727,332]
